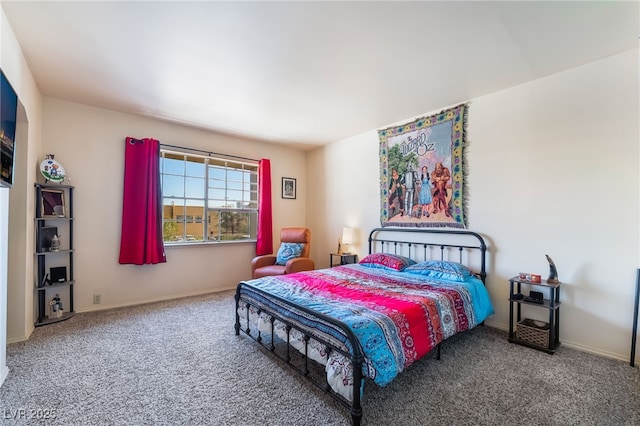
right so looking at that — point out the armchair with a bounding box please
[251,227,314,279]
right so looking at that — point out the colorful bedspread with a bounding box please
[239,264,494,386]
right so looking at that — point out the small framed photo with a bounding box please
[281,177,296,199]
[41,188,65,217]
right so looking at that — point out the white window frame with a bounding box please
[160,149,258,245]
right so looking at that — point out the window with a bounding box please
[160,150,258,244]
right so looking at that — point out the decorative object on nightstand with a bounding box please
[508,275,561,354]
[518,272,541,283]
[338,227,354,255]
[546,254,560,284]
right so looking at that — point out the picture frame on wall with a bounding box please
[282,177,296,199]
[41,188,65,217]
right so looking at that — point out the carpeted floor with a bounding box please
[1,290,638,425]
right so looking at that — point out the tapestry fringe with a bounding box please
[461,103,470,229]
[383,222,465,229]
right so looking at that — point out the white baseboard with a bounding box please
[483,320,637,366]
[12,288,235,344]
[7,335,29,344]
[74,287,236,314]
[7,325,34,344]
[560,338,635,364]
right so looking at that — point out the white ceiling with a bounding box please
[2,1,638,149]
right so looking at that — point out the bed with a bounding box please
[235,228,494,425]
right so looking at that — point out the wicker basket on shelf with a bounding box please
[516,318,549,347]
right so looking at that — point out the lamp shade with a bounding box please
[341,227,354,245]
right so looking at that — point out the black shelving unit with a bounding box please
[508,276,561,354]
[35,183,75,326]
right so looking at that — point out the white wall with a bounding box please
[39,99,308,316]
[1,6,44,372]
[307,49,640,362]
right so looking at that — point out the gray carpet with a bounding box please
[1,290,638,425]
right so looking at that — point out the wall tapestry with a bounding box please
[378,103,468,228]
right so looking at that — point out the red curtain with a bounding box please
[256,158,273,255]
[119,137,166,265]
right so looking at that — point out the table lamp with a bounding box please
[339,227,354,254]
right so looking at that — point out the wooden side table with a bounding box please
[329,253,358,268]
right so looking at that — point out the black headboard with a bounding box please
[367,227,487,283]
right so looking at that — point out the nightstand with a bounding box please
[329,253,358,268]
[508,276,561,354]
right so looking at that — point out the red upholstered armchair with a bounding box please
[251,228,314,279]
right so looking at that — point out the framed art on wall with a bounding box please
[378,103,469,228]
[282,177,296,199]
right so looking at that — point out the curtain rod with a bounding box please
[159,143,258,163]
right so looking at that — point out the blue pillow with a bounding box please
[275,242,304,265]
[359,253,416,271]
[404,260,471,282]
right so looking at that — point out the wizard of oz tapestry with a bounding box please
[378,103,468,228]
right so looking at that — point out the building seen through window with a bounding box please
[160,150,258,244]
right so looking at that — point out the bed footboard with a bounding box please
[235,281,364,426]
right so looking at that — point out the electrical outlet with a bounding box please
[93,294,101,304]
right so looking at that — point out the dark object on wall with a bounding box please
[281,177,296,199]
[631,269,639,367]
[38,226,58,252]
[546,254,560,283]
[0,69,18,189]
[50,266,67,283]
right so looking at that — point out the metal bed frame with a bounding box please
[235,227,487,426]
